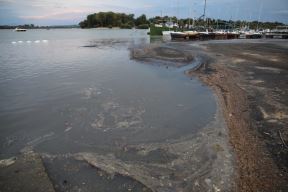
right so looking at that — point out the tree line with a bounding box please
[79,12,149,29]
[79,12,285,30]
[0,12,284,30]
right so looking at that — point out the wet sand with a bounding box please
[187,39,288,191]
[132,39,288,191]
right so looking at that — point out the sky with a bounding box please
[0,0,287,25]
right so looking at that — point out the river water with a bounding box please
[0,29,229,191]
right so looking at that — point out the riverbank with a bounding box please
[187,39,288,191]
[131,39,288,191]
[1,34,287,191]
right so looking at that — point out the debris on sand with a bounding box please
[90,100,145,131]
[0,157,16,168]
[74,152,157,191]
[191,41,288,191]
[73,106,235,192]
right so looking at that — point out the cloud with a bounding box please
[19,9,90,20]
[142,4,155,9]
[273,10,288,15]
[1,0,288,25]
[0,0,15,6]
[0,0,15,2]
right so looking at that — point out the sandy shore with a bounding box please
[187,39,288,191]
[132,39,288,191]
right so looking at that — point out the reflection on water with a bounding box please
[0,29,233,192]
[0,29,215,154]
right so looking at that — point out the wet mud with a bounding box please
[187,39,288,191]
[130,44,195,66]
[42,155,152,192]
[36,101,234,192]
[129,39,288,191]
[0,150,55,192]
[0,107,234,192]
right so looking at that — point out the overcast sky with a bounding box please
[0,0,287,25]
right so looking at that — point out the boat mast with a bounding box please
[198,0,207,27]
[256,1,263,31]
[203,0,207,21]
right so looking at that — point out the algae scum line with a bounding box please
[0,30,235,192]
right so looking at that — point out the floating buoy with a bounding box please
[12,40,49,45]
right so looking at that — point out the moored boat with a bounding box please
[185,31,200,40]
[214,31,227,40]
[245,32,262,39]
[227,32,240,39]
[170,32,188,40]
[198,31,211,40]
[265,26,288,39]
[14,28,27,32]
[162,31,174,36]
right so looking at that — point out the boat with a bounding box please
[149,21,177,36]
[245,32,262,39]
[170,32,188,40]
[149,24,169,36]
[198,31,211,40]
[265,26,288,39]
[162,31,174,36]
[14,28,27,32]
[185,31,200,40]
[214,31,227,40]
[227,31,240,39]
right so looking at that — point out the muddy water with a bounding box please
[0,29,233,191]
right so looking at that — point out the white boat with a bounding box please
[14,28,27,32]
[170,32,188,39]
[239,30,261,39]
[162,31,174,36]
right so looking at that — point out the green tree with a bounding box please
[135,14,148,26]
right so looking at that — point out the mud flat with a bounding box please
[187,39,288,191]
[132,39,288,191]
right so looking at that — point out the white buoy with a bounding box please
[18,41,23,43]
[34,40,40,43]
[42,40,48,43]
[26,41,31,43]
[12,41,17,44]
